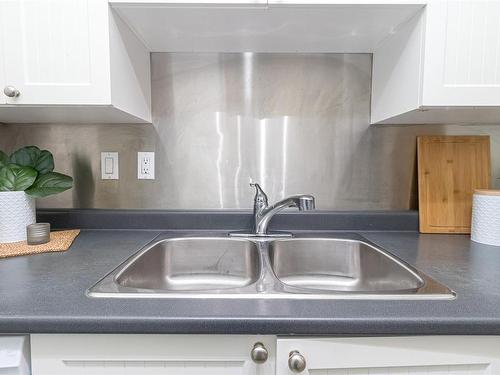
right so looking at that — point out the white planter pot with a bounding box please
[471,190,500,246]
[0,191,36,243]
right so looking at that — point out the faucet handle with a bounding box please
[250,182,268,208]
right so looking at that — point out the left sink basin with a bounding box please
[113,238,261,292]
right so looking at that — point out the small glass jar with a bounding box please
[26,223,50,245]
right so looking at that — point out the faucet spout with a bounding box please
[296,195,315,211]
[229,183,316,237]
[254,193,316,236]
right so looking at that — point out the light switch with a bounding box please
[101,152,119,180]
[104,157,114,174]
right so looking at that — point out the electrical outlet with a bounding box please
[138,152,155,180]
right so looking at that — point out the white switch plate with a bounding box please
[138,152,155,180]
[101,152,119,180]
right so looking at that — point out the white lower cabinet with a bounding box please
[30,335,500,375]
[0,336,30,375]
[276,336,500,375]
[30,334,275,375]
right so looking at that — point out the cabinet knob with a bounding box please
[4,86,20,98]
[250,342,268,364]
[288,350,306,373]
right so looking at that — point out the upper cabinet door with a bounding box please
[423,0,500,106]
[2,0,111,105]
[0,2,6,105]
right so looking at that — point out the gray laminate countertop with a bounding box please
[1,216,500,335]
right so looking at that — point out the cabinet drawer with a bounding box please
[31,334,275,375]
[277,336,500,375]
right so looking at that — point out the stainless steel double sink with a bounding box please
[88,234,455,299]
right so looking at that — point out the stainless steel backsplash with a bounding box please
[1,53,499,209]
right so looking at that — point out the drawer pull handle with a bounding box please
[4,86,20,98]
[251,342,268,364]
[288,350,306,373]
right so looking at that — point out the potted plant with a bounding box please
[0,146,73,243]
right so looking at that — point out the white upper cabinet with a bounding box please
[3,0,499,125]
[0,2,6,105]
[372,0,500,124]
[2,0,109,106]
[423,0,500,106]
[0,0,151,124]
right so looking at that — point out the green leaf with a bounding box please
[0,164,38,191]
[0,151,9,168]
[10,146,54,175]
[25,172,73,198]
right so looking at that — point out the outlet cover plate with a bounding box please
[138,152,155,180]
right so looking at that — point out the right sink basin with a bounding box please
[269,238,424,293]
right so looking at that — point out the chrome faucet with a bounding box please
[248,183,315,236]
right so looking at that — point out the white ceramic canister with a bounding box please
[0,191,36,243]
[471,190,500,246]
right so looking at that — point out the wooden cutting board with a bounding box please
[417,135,491,234]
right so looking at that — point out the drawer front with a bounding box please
[277,336,500,375]
[32,334,275,375]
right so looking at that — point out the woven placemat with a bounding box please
[0,230,80,259]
